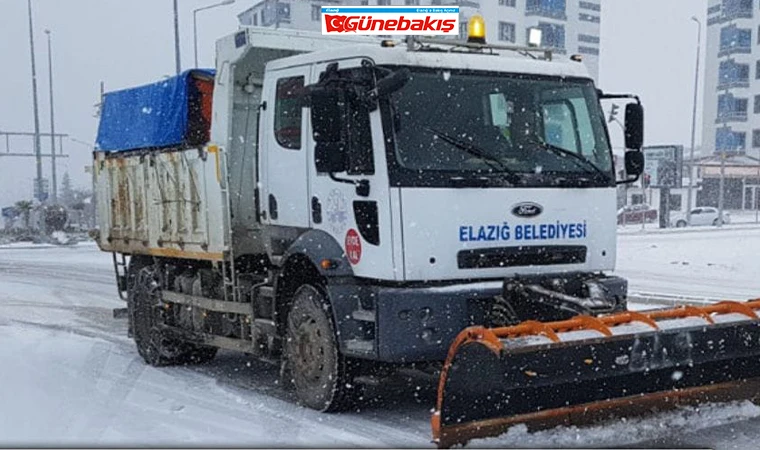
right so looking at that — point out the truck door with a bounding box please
[306,59,399,281]
[260,66,311,228]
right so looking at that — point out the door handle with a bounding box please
[312,197,322,224]
[268,194,278,220]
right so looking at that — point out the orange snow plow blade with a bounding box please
[432,300,760,448]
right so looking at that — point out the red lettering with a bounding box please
[398,16,411,31]
[345,16,359,31]
[441,19,456,33]
[423,16,437,31]
[325,14,456,34]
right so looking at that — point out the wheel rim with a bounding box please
[294,318,326,382]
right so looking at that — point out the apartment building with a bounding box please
[703,0,759,155]
[702,0,760,209]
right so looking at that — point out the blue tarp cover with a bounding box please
[95,69,214,152]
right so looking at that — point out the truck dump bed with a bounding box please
[93,69,227,260]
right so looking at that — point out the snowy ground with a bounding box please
[617,226,760,302]
[2,233,760,448]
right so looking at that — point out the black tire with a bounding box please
[284,284,354,412]
[713,218,720,226]
[132,266,217,366]
[125,256,152,337]
[676,220,687,228]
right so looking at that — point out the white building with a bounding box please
[237,0,602,80]
[701,0,760,211]
[703,0,756,156]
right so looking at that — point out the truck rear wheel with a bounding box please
[132,265,217,366]
[125,256,152,337]
[284,284,354,412]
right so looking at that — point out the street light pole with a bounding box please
[193,9,199,68]
[26,0,44,203]
[686,16,701,225]
[173,0,181,75]
[718,152,726,227]
[193,0,236,68]
[45,29,57,204]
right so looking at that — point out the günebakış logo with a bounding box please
[321,6,460,36]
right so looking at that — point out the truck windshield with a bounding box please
[385,68,614,187]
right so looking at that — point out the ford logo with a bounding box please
[512,202,543,218]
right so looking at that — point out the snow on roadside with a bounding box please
[0,242,61,249]
[616,228,760,301]
[0,240,97,250]
[474,401,760,449]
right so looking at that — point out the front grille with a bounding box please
[457,245,587,269]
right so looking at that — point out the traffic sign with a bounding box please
[1,207,19,219]
[643,146,683,189]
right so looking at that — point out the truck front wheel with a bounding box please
[284,284,354,412]
[132,265,216,366]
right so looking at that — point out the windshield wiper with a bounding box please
[423,127,520,184]
[526,137,612,184]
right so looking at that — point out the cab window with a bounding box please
[274,76,305,150]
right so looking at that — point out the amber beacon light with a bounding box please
[467,14,486,44]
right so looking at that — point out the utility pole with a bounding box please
[45,29,58,203]
[686,17,701,225]
[173,0,181,75]
[27,0,45,203]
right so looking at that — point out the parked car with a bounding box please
[671,207,731,227]
[617,204,658,224]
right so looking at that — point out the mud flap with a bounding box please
[433,301,760,448]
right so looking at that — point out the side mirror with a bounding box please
[625,103,644,150]
[624,150,644,177]
[375,68,411,98]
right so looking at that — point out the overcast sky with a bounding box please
[0,0,706,207]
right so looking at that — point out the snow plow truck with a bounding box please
[93,19,760,447]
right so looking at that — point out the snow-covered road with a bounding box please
[0,244,430,447]
[617,227,760,302]
[2,230,760,448]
